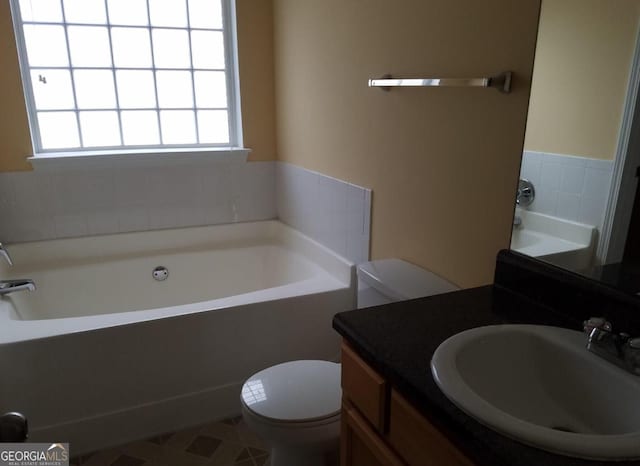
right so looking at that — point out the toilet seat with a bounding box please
[243,406,341,429]
[241,360,341,424]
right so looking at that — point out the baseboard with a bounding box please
[29,382,243,456]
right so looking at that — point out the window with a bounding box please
[10,0,240,154]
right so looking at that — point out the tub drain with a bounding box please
[152,266,169,281]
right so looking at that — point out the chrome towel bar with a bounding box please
[368,71,512,93]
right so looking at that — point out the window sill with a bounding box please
[28,147,251,171]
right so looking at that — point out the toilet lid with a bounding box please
[241,360,341,423]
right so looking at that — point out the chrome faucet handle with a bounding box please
[583,317,612,334]
[584,318,640,376]
[0,279,36,296]
[516,179,535,207]
[0,243,13,266]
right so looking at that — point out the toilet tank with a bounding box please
[357,259,459,308]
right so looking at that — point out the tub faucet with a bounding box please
[0,243,13,266]
[583,317,640,376]
[0,279,35,296]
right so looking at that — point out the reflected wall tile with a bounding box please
[584,168,612,199]
[560,165,586,195]
[539,161,563,190]
[579,196,608,228]
[556,192,581,222]
[520,151,613,233]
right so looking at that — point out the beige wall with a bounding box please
[273,0,541,287]
[236,0,277,161]
[0,0,277,171]
[0,1,32,172]
[525,0,640,160]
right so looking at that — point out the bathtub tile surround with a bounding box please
[519,151,613,231]
[70,416,269,466]
[276,162,372,264]
[0,159,371,265]
[0,158,276,243]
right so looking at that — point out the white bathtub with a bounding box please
[0,220,355,454]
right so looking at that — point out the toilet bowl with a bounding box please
[240,360,341,466]
[240,260,459,465]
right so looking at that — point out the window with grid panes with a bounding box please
[10,0,240,153]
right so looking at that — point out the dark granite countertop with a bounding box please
[332,284,640,466]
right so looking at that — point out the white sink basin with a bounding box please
[511,209,596,270]
[431,325,640,460]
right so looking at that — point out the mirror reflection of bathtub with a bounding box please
[511,208,596,271]
[510,0,640,278]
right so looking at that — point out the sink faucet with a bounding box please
[583,317,640,376]
[0,243,13,266]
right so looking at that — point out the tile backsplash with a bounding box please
[0,159,372,264]
[519,151,613,232]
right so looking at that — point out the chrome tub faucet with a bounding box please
[584,317,640,376]
[0,243,36,296]
[0,242,13,266]
[0,279,36,296]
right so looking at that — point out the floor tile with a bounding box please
[234,422,267,450]
[220,416,241,426]
[234,461,253,466]
[121,441,164,463]
[164,426,202,450]
[158,446,209,466]
[110,454,145,466]
[185,436,222,458]
[147,433,174,446]
[199,421,242,444]
[247,448,267,458]
[234,449,251,462]
[205,442,244,466]
[82,448,122,466]
[253,456,269,466]
[70,453,94,465]
[69,416,270,466]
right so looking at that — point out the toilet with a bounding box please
[240,259,458,466]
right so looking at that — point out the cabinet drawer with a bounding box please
[341,341,387,431]
[388,390,474,466]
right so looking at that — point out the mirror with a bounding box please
[510,0,640,293]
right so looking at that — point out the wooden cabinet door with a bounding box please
[341,342,387,432]
[388,391,474,466]
[341,402,405,466]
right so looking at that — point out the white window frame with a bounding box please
[9,0,243,157]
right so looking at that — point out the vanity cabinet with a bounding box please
[340,342,475,466]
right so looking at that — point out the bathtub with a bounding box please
[0,220,355,454]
